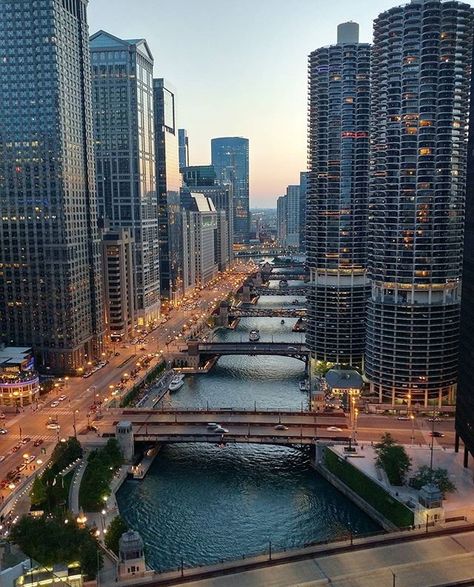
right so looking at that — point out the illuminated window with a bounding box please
[419,147,432,156]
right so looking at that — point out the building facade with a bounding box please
[0,0,105,373]
[307,22,371,367]
[211,137,250,244]
[367,1,474,406]
[90,31,160,328]
[0,346,39,407]
[285,185,301,249]
[102,229,135,344]
[299,171,309,253]
[153,78,183,304]
[178,129,190,170]
[277,196,287,247]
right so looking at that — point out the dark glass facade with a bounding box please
[91,31,161,327]
[366,1,474,406]
[0,0,105,374]
[299,171,308,253]
[307,24,371,367]
[211,137,249,244]
[153,78,183,304]
[456,44,474,464]
[178,129,189,171]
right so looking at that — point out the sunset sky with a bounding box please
[88,0,473,208]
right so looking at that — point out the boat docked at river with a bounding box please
[249,329,260,342]
[169,373,185,392]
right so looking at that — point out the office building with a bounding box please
[153,78,183,304]
[307,22,371,367]
[102,229,135,344]
[299,172,309,253]
[285,185,301,249]
[366,1,474,406]
[277,196,287,247]
[0,346,39,407]
[181,193,219,288]
[178,129,190,170]
[456,47,474,466]
[90,31,160,328]
[0,0,104,373]
[211,137,250,243]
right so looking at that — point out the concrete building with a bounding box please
[211,137,250,243]
[0,0,105,374]
[102,229,135,344]
[307,22,371,368]
[276,196,287,247]
[90,31,160,328]
[299,172,309,253]
[366,1,474,406]
[182,193,219,289]
[285,185,301,249]
[178,129,190,171]
[153,79,183,304]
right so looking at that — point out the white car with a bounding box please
[207,423,220,429]
[50,401,59,408]
[213,427,229,434]
[274,424,289,431]
[46,423,60,430]
[58,395,67,402]
[327,426,343,432]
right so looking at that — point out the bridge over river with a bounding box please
[104,409,349,446]
[228,307,307,318]
[253,286,310,296]
[191,341,309,363]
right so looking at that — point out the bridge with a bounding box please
[104,408,349,446]
[264,273,309,281]
[194,341,309,362]
[229,307,307,318]
[253,286,310,296]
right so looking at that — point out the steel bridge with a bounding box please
[195,341,309,362]
[253,286,310,296]
[229,307,307,318]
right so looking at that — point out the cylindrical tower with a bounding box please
[307,24,371,368]
[366,0,474,406]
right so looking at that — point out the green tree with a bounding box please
[9,515,102,579]
[105,516,128,555]
[409,465,456,497]
[375,433,411,485]
[30,475,47,508]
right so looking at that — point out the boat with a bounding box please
[279,279,288,288]
[292,299,299,305]
[281,319,285,325]
[299,380,310,392]
[169,378,184,392]
[249,329,260,342]
[171,373,185,383]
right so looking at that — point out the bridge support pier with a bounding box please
[242,286,251,303]
[116,420,135,463]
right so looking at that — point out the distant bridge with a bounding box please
[229,307,307,318]
[253,286,310,296]
[104,408,349,446]
[264,273,309,281]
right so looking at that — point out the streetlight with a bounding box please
[73,410,79,439]
[410,413,415,446]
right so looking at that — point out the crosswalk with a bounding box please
[7,433,60,443]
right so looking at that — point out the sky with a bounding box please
[87,0,473,208]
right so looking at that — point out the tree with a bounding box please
[375,433,411,485]
[105,516,128,555]
[9,515,102,579]
[409,465,456,497]
[30,475,47,508]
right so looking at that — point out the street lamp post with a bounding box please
[410,414,415,446]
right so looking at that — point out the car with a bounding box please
[207,423,220,429]
[274,424,289,431]
[114,352,121,357]
[58,395,67,402]
[430,431,445,438]
[27,455,36,463]
[46,423,60,430]
[50,401,59,408]
[213,427,229,433]
[427,417,441,422]
[397,416,410,421]
[327,426,343,432]
[33,439,43,447]
[22,437,31,444]
[11,445,19,452]
[0,456,5,463]
[0,428,7,435]
[0,413,6,419]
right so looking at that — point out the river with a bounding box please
[116,287,380,571]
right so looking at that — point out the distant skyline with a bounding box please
[88,0,474,207]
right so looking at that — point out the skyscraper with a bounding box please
[366,1,474,406]
[91,31,160,327]
[0,0,105,374]
[178,129,190,170]
[153,78,183,304]
[211,137,250,244]
[285,185,301,249]
[299,172,309,253]
[307,22,371,368]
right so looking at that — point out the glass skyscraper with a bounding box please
[90,31,160,327]
[307,22,371,367]
[153,78,183,304]
[211,137,249,244]
[366,1,474,406]
[0,0,105,374]
[178,129,190,171]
